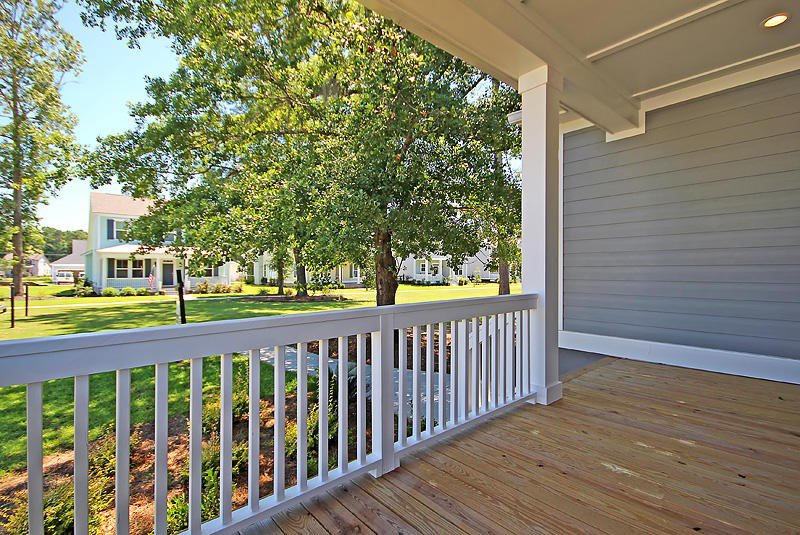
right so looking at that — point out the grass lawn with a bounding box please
[0,282,517,475]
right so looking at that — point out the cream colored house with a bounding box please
[85,192,240,291]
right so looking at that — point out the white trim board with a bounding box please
[559,331,800,385]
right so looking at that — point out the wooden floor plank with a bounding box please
[327,480,417,534]
[353,476,467,535]
[271,503,328,535]
[245,358,800,534]
[303,491,374,534]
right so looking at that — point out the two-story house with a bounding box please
[398,249,502,284]
[85,192,240,291]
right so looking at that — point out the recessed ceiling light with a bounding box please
[762,13,789,28]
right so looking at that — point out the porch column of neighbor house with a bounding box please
[520,65,562,405]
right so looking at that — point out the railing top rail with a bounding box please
[0,293,536,387]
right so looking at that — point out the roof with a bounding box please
[52,240,88,267]
[90,192,153,217]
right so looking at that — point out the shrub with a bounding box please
[166,494,189,534]
[119,286,136,296]
[211,283,230,294]
[136,287,150,296]
[308,273,335,294]
[0,430,118,535]
[244,276,255,285]
[230,281,243,293]
[258,287,272,296]
[194,280,210,294]
[73,279,95,297]
[101,287,118,297]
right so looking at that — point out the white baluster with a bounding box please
[74,375,89,534]
[337,337,348,472]
[154,364,169,534]
[425,324,434,434]
[188,360,202,532]
[318,340,329,482]
[356,334,366,464]
[27,382,43,535]
[248,350,260,512]
[220,353,233,522]
[515,311,523,399]
[471,317,479,418]
[117,368,131,534]
[274,346,286,499]
[412,326,421,440]
[482,317,490,413]
[438,322,446,431]
[297,343,308,489]
[506,313,514,403]
[398,328,407,446]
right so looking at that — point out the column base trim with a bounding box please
[528,381,563,405]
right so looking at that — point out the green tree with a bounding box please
[0,0,83,294]
[79,0,517,305]
[41,226,88,260]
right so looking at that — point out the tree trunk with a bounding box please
[374,230,398,306]
[11,77,23,297]
[293,247,308,297]
[276,255,285,295]
[498,259,510,295]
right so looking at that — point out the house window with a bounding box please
[132,259,144,278]
[351,265,360,279]
[431,263,440,276]
[416,260,426,274]
[114,220,128,241]
[456,265,464,276]
[164,231,177,243]
[203,266,219,277]
[115,259,129,278]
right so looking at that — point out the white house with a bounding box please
[2,253,51,278]
[398,250,501,284]
[85,192,240,291]
[50,239,87,284]
[254,251,500,287]
[253,253,364,287]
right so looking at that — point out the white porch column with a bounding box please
[520,65,562,404]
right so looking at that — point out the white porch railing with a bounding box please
[0,293,538,535]
[106,277,152,289]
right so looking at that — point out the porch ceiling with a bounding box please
[361,0,800,133]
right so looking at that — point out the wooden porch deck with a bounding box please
[246,357,800,534]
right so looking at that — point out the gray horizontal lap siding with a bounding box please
[562,72,800,360]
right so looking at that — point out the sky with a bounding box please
[37,2,178,231]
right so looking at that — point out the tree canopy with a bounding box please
[80,0,521,304]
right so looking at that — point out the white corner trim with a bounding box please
[560,331,800,384]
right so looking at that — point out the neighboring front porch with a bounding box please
[247,357,800,534]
